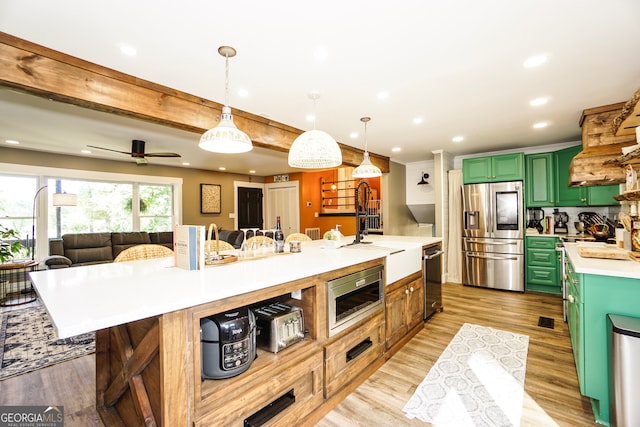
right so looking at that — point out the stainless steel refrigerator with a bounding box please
[462,181,524,292]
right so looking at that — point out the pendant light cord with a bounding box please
[224,53,230,107]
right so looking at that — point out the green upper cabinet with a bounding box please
[525,153,555,207]
[462,152,524,184]
[555,145,620,207]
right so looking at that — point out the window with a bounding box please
[0,166,181,260]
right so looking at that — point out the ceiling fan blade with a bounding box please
[87,145,133,155]
[144,152,182,158]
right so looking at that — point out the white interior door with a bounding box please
[265,182,299,237]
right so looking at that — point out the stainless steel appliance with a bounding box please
[327,264,384,337]
[556,240,568,321]
[553,208,569,234]
[462,181,524,292]
[253,302,305,353]
[424,243,444,319]
[200,308,256,379]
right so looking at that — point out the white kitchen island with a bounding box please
[29,234,440,426]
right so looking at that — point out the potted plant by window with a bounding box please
[0,225,23,264]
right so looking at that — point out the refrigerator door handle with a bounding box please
[466,239,517,245]
[466,253,519,261]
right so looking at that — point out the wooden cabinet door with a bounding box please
[526,153,555,207]
[406,277,424,331]
[492,152,524,182]
[385,281,408,349]
[462,157,493,184]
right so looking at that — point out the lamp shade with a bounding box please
[52,192,77,206]
[199,106,253,153]
[352,152,382,178]
[288,129,342,168]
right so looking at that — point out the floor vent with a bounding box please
[538,316,555,329]
[305,227,321,240]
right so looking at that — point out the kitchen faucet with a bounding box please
[353,180,371,244]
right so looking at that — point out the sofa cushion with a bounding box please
[111,232,152,259]
[149,231,174,250]
[62,232,113,265]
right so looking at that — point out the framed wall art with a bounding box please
[200,183,221,214]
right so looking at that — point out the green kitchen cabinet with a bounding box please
[525,236,561,294]
[525,153,555,207]
[565,256,640,425]
[555,145,620,207]
[462,152,524,184]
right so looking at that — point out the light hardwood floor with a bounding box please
[0,283,597,426]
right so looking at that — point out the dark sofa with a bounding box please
[44,231,173,269]
[44,229,246,269]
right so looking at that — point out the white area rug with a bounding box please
[403,323,529,426]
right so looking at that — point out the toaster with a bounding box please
[253,302,304,353]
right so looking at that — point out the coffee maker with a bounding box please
[527,208,545,233]
[553,208,569,234]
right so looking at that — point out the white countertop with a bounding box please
[30,235,441,339]
[564,242,640,280]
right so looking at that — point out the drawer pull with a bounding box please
[346,337,373,362]
[244,389,295,427]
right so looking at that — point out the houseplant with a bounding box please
[0,224,23,263]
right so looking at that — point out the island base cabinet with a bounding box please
[385,272,424,351]
[323,310,385,399]
[195,349,324,426]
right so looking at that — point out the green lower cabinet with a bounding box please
[525,236,561,294]
[566,258,640,426]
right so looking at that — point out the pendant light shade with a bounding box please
[288,93,342,169]
[199,46,252,154]
[352,117,382,178]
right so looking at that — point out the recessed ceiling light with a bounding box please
[533,121,549,129]
[81,149,91,154]
[314,47,328,61]
[413,117,424,124]
[377,91,389,100]
[5,139,19,145]
[305,114,315,122]
[249,170,256,174]
[452,136,464,143]
[350,132,359,139]
[237,88,249,97]
[182,162,190,166]
[391,147,401,152]
[529,97,549,107]
[119,44,137,56]
[523,54,548,68]
[218,167,226,171]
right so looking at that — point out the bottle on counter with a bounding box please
[274,216,285,253]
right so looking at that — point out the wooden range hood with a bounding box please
[569,94,639,186]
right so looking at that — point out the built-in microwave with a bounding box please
[327,264,384,337]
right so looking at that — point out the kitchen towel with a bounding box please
[403,323,529,426]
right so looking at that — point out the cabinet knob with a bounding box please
[409,287,414,293]
[405,289,410,295]
[568,294,575,303]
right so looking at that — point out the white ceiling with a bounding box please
[1,0,640,175]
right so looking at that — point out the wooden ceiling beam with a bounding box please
[0,32,389,172]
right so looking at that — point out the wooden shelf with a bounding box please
[614,190,640,201]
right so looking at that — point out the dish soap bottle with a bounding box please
[323,224,342,249]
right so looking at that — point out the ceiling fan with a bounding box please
[87,140,181,165]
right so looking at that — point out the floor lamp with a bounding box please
[31,185,77,260]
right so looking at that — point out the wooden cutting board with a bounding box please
[577,244,630,260]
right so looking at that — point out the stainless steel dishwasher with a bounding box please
[423,243,444,319]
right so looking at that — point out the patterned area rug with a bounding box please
[0,304,95,381]
[403,323,529,426]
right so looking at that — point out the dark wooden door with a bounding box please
[237,187,263,229]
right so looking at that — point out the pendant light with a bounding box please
[352,117,382,178]
[199,46,252,154]
[288,93,342,168]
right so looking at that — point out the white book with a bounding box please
[174,225,205,270]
